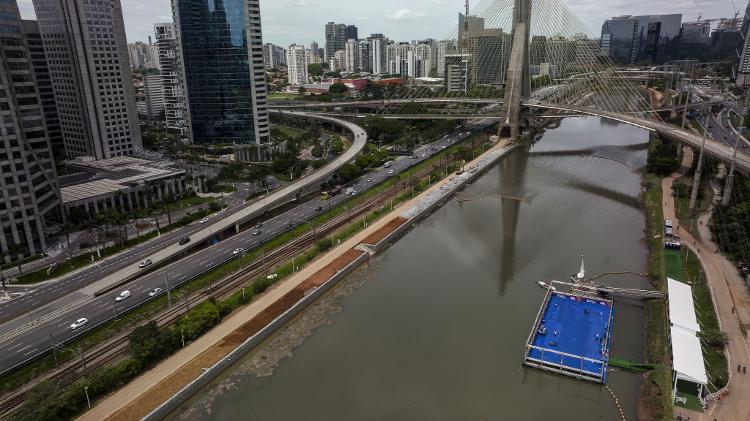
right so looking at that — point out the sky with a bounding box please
[16,0,739,46]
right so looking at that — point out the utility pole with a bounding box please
[722,106,745,205]
[689,102,710,215]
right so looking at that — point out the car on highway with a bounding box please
[138,259,153,269]
[179,237,191,245]
[366,178,372,182]
[115,290,131,302]
[254,222,263,229]
[388,170,394,174]
[233,248,244,255]
[315,206,324,212]
[70,318,88,330]
[199,217,210,224]
[252,229,262,236]
[148,287,163,297]
[410,155,418,159]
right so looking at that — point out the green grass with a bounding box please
[642,173,673,421]
[268,92,303,100]
[274,126,305,138]
[3,129,484,398]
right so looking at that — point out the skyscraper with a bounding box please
[0,0,61,261]
[286,44,308,85]
[32,0,142,159]
[174,0,270,161]
[368,34,386,75]
[154,22,189,134]
[600,16,639,64]
[344,38,359,72]
[325,22,351,60]
[21,19,63,159]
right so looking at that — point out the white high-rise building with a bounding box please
[128,42,159,70]
[344,39,359,72]
[141,73,165,119]
[154,22,189,134]
[286,44,308,85]
[32,0,143,159]
[386,42,412,76]
[413,43,433,78]
[368,35,386,74]
[436,40,453,77]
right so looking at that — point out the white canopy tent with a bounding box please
[667,278,708,404]
[667,278,700,332]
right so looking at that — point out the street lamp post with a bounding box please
[85,386,91,409]
[165,273,172,309]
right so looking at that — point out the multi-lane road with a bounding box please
[0,124,484,375]
[0,112,367,329]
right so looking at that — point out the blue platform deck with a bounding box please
[524,291,614,383]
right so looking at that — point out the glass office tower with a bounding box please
[174,0,270,161]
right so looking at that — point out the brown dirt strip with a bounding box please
[362,216,408,246]
[107,248,365,421]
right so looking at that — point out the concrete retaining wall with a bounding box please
[143,250,370,421]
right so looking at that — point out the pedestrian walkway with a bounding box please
[663,147,750,421]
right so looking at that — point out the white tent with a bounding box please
[670,325,708,385]
[667,278,708,404]
[667,278,700,332]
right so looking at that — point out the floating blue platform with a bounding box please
[523,288,614,383]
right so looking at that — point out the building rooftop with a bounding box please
[61,156,185,204]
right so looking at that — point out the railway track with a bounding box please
[0,159,447,418]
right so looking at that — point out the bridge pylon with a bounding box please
[499,0,532,139]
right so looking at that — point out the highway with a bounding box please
[0,124,485,375]
[0,112,367,328]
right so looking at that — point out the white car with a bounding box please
[366,178,372,182]
[199,217,209,224]
[148,287,163,297]
[70,318,88,330]
[252,229,261,236]
[388,170,394,174]
[233,247,244,255]
[138,259,152,269]
[115,290,131,302]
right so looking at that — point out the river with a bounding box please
[173,117,652,420]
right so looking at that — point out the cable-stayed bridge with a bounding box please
[272,0,748,192]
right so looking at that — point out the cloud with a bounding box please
[386,9,426,21]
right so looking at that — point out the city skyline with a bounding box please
[15,0,738,47]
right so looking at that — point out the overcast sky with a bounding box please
[16,0,739,46]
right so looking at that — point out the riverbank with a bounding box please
[78,138,517,421]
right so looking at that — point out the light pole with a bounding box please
[49,334,57,367]
[85,386,91,409]
[165,273,172,309]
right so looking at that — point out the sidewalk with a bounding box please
[663,147,750,420]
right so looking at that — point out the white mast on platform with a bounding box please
[576,254,585,281]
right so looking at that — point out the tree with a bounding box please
[6,243,29,275]
[59,222,74,248]
[308,63,325,78]
[329,82,348,94]
[298,86,307,94]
